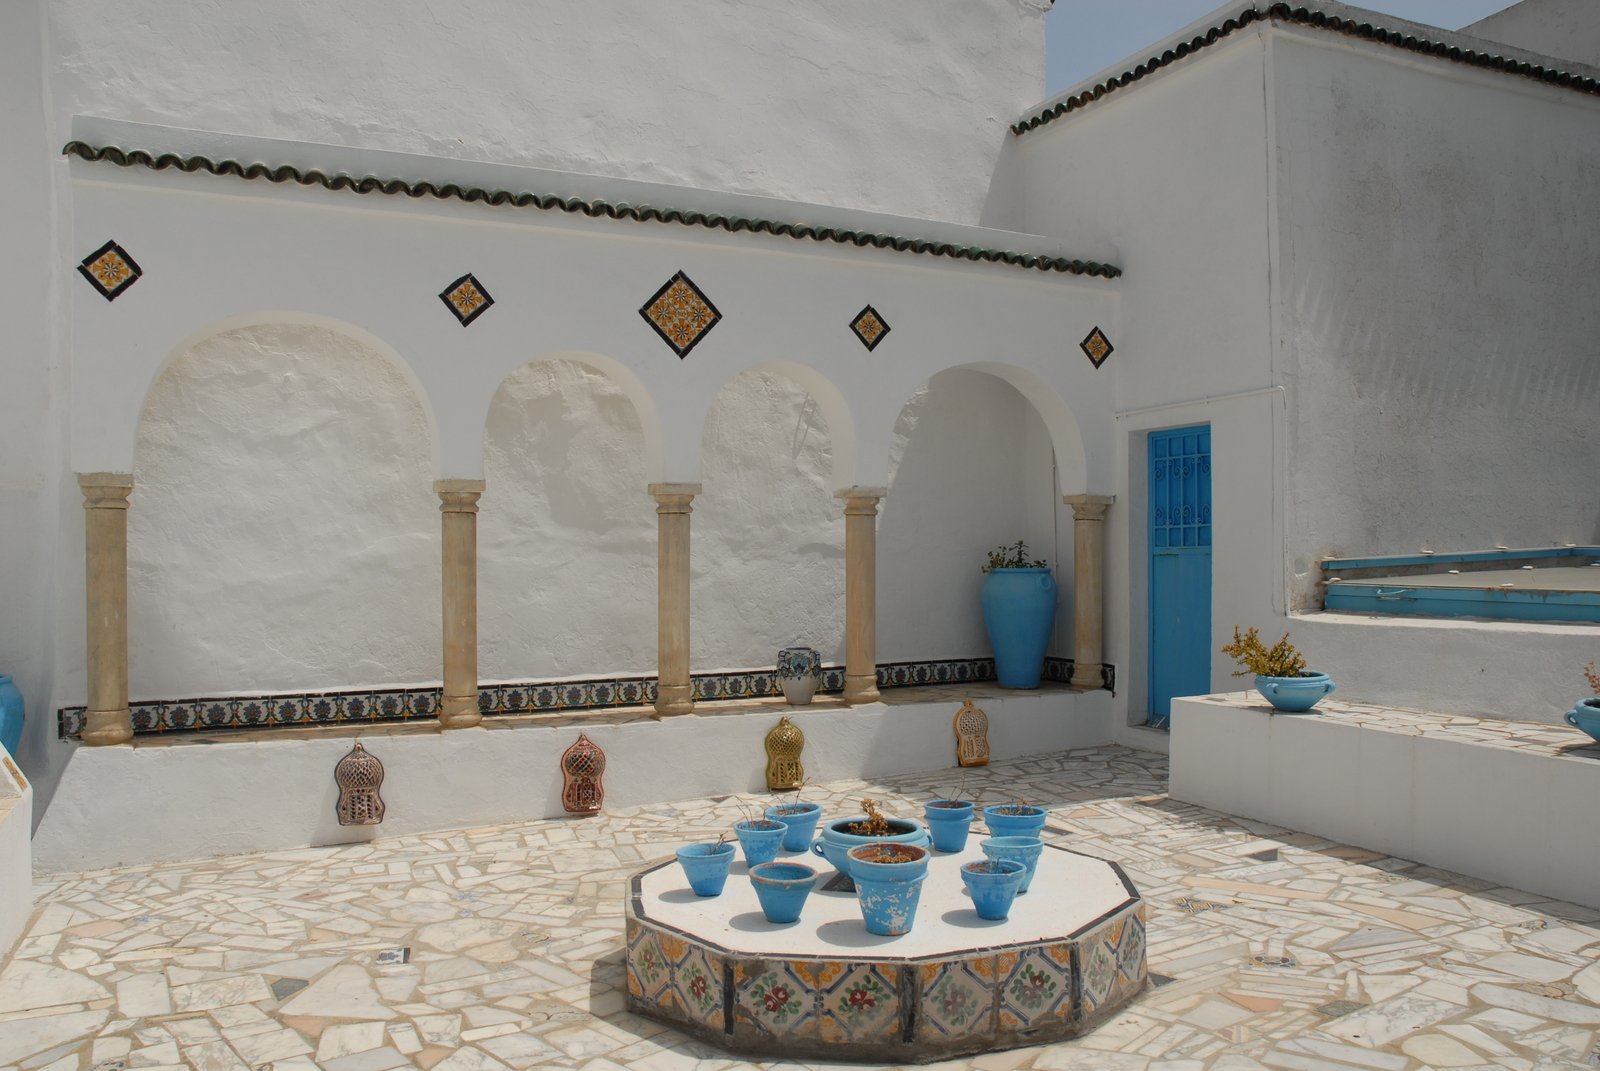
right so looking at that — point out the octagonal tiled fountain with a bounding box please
[625,841,1146,1063]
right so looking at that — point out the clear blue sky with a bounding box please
[1047,1,1516,93]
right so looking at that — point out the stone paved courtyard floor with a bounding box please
[4,745,1599,1071]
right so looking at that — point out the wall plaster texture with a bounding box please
[44,0,1048,227]
[31,689,1114,873]
[1464,0,1600,68]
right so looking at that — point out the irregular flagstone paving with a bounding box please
[3,745,1599,1071]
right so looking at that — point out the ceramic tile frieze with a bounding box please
[57,657,1009,739]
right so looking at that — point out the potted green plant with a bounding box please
[981,540,1056,688]
[1565,662,1600,743]
[1221,626,1335,713]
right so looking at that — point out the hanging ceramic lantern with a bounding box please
[560,733,606,815]
[953,699,991,768]
[764,715,805,791]
[334,741,386,825]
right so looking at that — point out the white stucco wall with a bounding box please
[1008,32,1279,734]
[1464,0,1600,68]
[1271,29,1600,608]
[45,0,1048,227]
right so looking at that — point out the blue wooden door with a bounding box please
[1148,426,1212,727]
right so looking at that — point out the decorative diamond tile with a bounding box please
[849,305,891,351]
[640,270,722,358]
[77,240,143,301]
[917,956,997,1041]
[819,963,899,1043]
[672,946,723,1029]
[999,947,1072,1030]
[438,272,494,326]
[734,960,816,1037]
[1080,325,1114,368]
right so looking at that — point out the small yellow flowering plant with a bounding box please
[1221,626,1308,679]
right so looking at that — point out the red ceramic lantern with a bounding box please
[561,733,606,815]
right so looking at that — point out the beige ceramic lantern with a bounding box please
[334,741,386,825]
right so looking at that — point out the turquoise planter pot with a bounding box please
[734,820,787,867]
[981,568,1057,688]
[810,816,928,881]
[749,862,818,924]
[0,676,22,758]
[961,860,1026,921]
[983,804,1047,840]
[848,844,929,936]
[981,836,1044,893]
[765,802,822,852]
[1254,672,1336,713]
[676,842,735,897]
[922,799,974,853]
[1566,698,1600,744]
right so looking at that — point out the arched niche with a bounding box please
[128,319,440,698]
[478,356,659,680]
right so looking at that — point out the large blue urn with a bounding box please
[980,568,1057,688]
[0,676,23,757]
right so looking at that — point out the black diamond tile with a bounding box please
[1080,325,1114,368]
[77,240,143,301]
[439,272,494,326]
[639,270,721,358]
[849,305,891,351]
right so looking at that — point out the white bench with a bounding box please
[1169,694,1600,910]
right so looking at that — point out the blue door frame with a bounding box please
[1148,425,1212,727]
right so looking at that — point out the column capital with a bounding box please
[649,483,701,514]
[1063,493,1114,521]
[835,486,887,515]
[434,479,486,513]
[79,472,134,509]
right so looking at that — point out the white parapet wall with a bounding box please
[1169,693,1600,910]
[33,689,1113,873]
[0,742,34,955]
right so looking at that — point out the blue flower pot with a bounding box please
[981,836,1044,893]
[749,862,818,924]
[847,844,929,936]
[676,842,736,897]
[1566,698,1600,744]
[962,859,1026,920]
[922,799,974,853]
[735,820,787,866]
[981,568,1057,688]
[1254,672,1336,713]
[983,804,1047,840]
[765,801,822,852]
[0,676,22,758]
[812,816,929,881]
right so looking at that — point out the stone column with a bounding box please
[1063,494,1114,690]
[837,487,887,705]
[435,480,485,729]
[79,473,135,746]
[650,484,701,717]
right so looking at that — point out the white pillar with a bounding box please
[837,487,886,705]
[435,480,485,729]
[79,473,135,746]
[650,484,700,717]
[1063,494,1114,689]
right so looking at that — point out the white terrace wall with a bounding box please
[44,0,1048,227]
[1006,29,1279,739]
[1270,27,1600,608]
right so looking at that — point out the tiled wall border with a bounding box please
[57,657,1095,740]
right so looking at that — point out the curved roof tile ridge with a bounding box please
[60,142,1121,279]
[1012,2,1600,135]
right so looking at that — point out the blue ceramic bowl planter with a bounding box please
[765,801,822,852]
[983,804,1047,840]
[847,844,930,936]
[922,799,974,853]
[981,836,1043,893]
[734,819,787,867]
[1567,697,1600,743]
[812,817,929,881]
[981,568,1057,688]
[676,842,736,897]
[1254,672,1336,713]
[961,859,1026,921]
[749,862,819,924]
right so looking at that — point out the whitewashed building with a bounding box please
[0,0,1596,879]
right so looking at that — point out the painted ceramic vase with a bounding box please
[1566,697,1600,744]
[765,801,822,852]
[776,646,823,705]
[961,859,1026,921]
[0,676,23,758]
[749,861,818,924]
[981,568,1057,688]
[1254,672,1336,714]
[848,843,929,936]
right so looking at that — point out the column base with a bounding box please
[1070,666,1104,690]
[438,695,483,729]
[654,684,695,718]
[842,675,881,706]
[80,709,133,746]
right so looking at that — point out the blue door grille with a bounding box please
[1151,429,1211,549]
